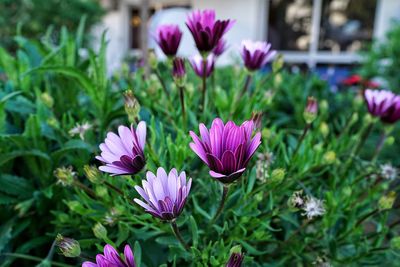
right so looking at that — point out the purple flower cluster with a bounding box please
[82,244,135,267]
[364,89,400,124]
[190,118,261,184]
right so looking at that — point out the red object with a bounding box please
[341,74,380,88]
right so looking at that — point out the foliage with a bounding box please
[0,0,104,50]
[0,25,400,267]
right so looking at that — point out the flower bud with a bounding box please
[226,246,244,267]
[363,113,373,124]
[391,236,400,250]
[55,234,81,258]
[319,100,329,114]
[123,90,140,123]
[270,168,285,184]
[385,136,395,146]
[378,191,396,210]
[351,113,359,124]
[93,223,108,240]
[303,97,318,124]
[323,151,336,165]
[148,50,158,70]
[274,73,282,87]
[84,165,102,184]
[319,122,329,138]
[40,92,54,108]
[54,166,76,187]
[172,57,186,87]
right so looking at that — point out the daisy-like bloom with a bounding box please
[186,9,235,53]
[154,24,182,57]
[96,122,146,176]
[302,196,326,219]
[82,244,135,267]
[134,168,192,221]
[226,251,244,267]
[380,163,398,180]
[241,40,276,71]
[172,57,186,79]
[212,39,227,57]
[69,122,92,140]
[189,54,215,78]
[364,89,400,123]
[189,118,261,184]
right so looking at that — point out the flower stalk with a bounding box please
[171,219,190,252]
[210,184,230,224]
[201,57,207,113]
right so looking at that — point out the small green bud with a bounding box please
[313,143,324,152]
[385,136,395,146]
[54,166,76,187]
[229,245,242,255]
[378,191,396,210]
[363,113,373,124]
[55,234,81,258]
[391,236,400,250]
[274,73,283,87]
[319,122,329,138]
[47,117,59,128]
[84,165,102,184]
[323,151,336,164]
[303,97,318,124]
[93,223,108,240]
[255,192,263,202]
[124,90,141,123]
[319,100,329,113]
[270,168,285,184]
[342,186,352,198]
[148,50,158,69]
[350,113,359,124]
[40,92,54,108]
[272,54,284,73]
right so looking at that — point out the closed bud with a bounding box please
[391,236,400,250]
[40,92,54,108]
[93,223,108,240]
[55,234,81,258]
[363,113,373,124]
[226,246,244,267]
[378,191,396,210]
[270,168,285,184]
[54,166,76,187]
[123,90,141,123]
[272,54,284,73]
[323,151,336,164]
[148,50,158,69]
[84,165,102,184]
[172,57,186,87]
[385,136,395,146]
[274,73,282,87]
[304,97,318,124]
[319,122,329,138]
[319,100,329,113]
[351,113,359,124]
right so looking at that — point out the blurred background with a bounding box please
[3,0,400,73]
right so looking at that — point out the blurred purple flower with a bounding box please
[190,54,215,78]
[226,251,244,267]
[213,39,227,57]
[134,168,192,220]
[186,9,235,53]
[189,118,261,184]
[172,57,186,79]
[241,40,276,71]
[154,24,182,57]
[82,244,136,267]
[364,89,400,123]
[96,122,146,176]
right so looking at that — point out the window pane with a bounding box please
[318,0,377,52]
[268,0,313,51]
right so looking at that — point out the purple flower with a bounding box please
[189,118,261,184]
[82,244,136,267]
[190,54,215,78]
[96,122,146,176]
[364,89,400,123]
[226,251,244,267]
[213,39,227,57]
[154,24,182,57]
[172,57,186,79]
[241,40,276,71]
[134,168,192,221]
[186,9,235,53]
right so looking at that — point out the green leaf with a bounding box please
[0,150,51,167]
[189,216,199,248]
[133,241,141,267]
[51,139,93,165]
[0,175,34,198]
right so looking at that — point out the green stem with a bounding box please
[170,220,190,252]
[292,123,311,159]
[201,58,207,113]
[73,180,96,199]
[371,131,386,162]
[154,69,170,98]
[1,253,73,267]
[178,85,186,128]
[104,181,136,206]
[240,74,253,96]
[210,184,230,224]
